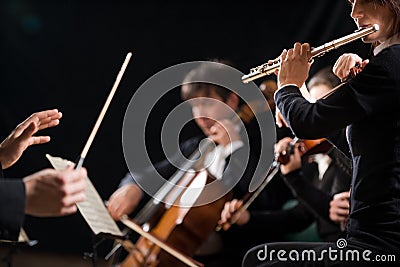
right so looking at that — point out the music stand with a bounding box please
[0,229,38,267]
[46,154,126,267]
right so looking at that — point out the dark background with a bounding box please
[0,0,370,257]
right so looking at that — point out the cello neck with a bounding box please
[134,138,214,224]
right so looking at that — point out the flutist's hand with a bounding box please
[333,53,369,80]
[278,43,312,89]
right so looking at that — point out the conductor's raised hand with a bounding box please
[0,109,62,169]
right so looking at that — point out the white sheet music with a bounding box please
[46,154,123,237]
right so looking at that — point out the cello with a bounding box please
[114,95,271,267]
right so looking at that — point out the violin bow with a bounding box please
[119,215,204,267]
[216,159,281,231]
[216,137,300,231]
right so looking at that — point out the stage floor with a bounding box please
[0,247,109,267]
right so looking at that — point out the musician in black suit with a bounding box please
[0,109,87,241]
[243,0,400,265]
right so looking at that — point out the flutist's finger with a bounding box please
[280,49,288,63]
[361,59,369,69]
[293,42,302,56]
[286,48,294,61]
[301,43,311,57]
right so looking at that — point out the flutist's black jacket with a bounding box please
[275,44,400,256]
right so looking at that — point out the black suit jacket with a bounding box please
[0,164,25,241]
[282,148,352,242]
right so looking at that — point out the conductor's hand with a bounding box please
[107,184,143,220]
[24,166,87,217]
[0,109,62,169]
[218,199,250,231]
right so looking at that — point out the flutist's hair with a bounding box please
[365,0,400,35]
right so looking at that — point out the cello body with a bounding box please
[118,169,233,267]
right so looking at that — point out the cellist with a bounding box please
[107,60,293,266]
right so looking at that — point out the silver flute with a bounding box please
[242,24,379,84]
